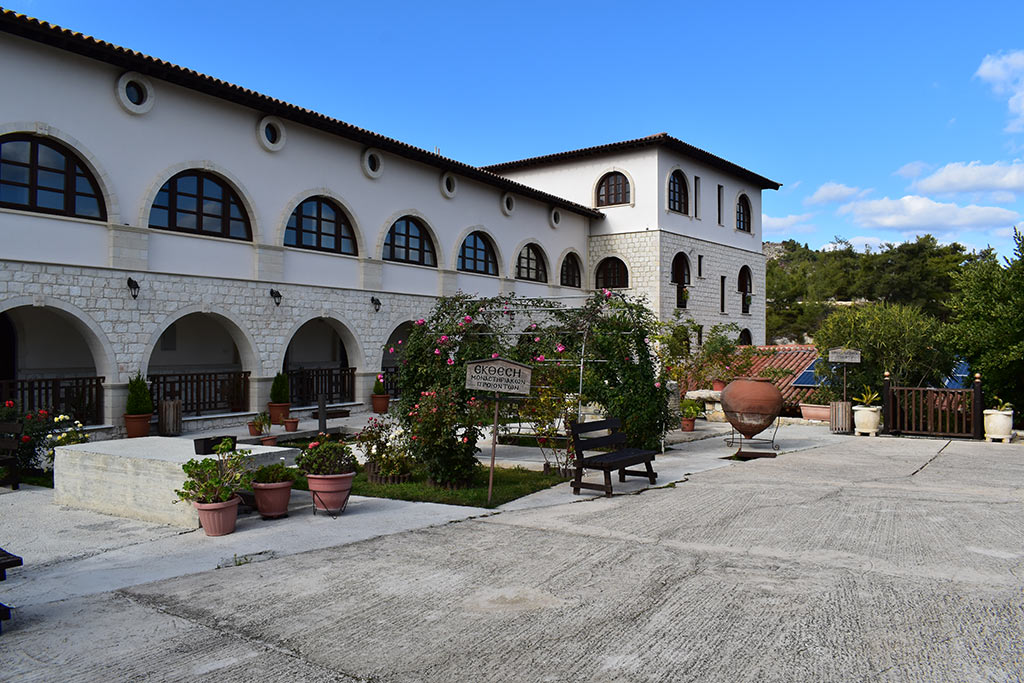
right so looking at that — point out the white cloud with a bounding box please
[821,236,884,252]
[976,50,1024,132]
[894,161,931,179]
[837,195,1019,231]
[914,160,1024,193]
[805,182,862,205]
[990,190,1017,203]
[762,213,815,236]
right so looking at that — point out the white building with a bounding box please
[0,10,779,434]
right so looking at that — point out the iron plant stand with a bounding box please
[723,417,782,460]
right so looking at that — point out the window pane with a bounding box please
[154,187,170,208]
[176,175,197,194]
[149,207,168,227]
[302,231,316,246]
[37,169,65,190]
[202,199,222,216]
[76,175,94,193]
[0,164,29,184]
[75,196,100,218]
[230,203,242,219]
[203,178,222,199]
[36,189,64,209]
[341,236,354,254]
[176,211,196,229]
[36,144,65,169]
[200,215,220,232]
[230,220,247,238]
[0,140,30,163]
[177,195,197,212]
[321,204,335,221]
[0,183,29,205]
[321,234,335,250]
[284,226,297,245]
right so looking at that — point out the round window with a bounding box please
[361,148,384,178]
[440,172,458,199]
[501,192,516,216]
[115,72,155,115]
[256,116,286,152]
[549,207,562,229]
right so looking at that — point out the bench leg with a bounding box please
[619,467,627,482]
[645,460,657,484]
[603,470,613,497]
[572,465,583,495]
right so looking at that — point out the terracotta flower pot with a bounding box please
[721,377,783,439]
[283,417,299,432]
[799,404,830,421]
[123,413,152,438]
[268,402,290,425]
[260,435,278,446]
[252,481,292,519]
[680,417,696,432]
[712,380,727,392]
[371,394,390,414]
[193,495,241,536]
[306,472,355,513]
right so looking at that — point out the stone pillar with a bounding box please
[107,226,149,272]
[105,381,127,427]
[251,375,274,414]
[354,370,377,406]
[360,258,383,291]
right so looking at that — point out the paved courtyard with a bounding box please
[2,428,1023,681]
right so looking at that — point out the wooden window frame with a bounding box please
[149,170,251,241]
[383,216,437,266]
[596,172,630,207]
[284,196,357,255]
[668,170,688,214]
[0,134,106,220]
[560,253,582,288]
[736,194,752,233]
[596,257,629,289]
[457,231,498,275]
[516,244,548,282]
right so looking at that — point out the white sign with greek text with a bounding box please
[465,358,532,395]
[828,347,862,364]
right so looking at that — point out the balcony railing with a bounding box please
[381,366,401,399]
[286,367,355,407]
[0,376,105,425]
[148,371,250,416]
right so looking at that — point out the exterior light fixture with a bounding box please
[126,277,140,299]
[370,296,382,312]
[269,288,282,306]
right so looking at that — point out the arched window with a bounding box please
[596,257,629,289]
[668,170,688,214]
[383,216,436,266]
[596,172,630,207]
[516,244,547,282]
[671,252,691,308]
[284,196,357,255]
[560,253,582,288]
[149,171,251,240]
[736,194,752,232]
[738,328,752,345]
[738,265,753,314]
[0,134,105,220]
[457,231,498,275]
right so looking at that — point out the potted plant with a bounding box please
[800,385,835,421]
[124,372,154,438]
[250,462,293,519]
[295,435,358,513]
[371,373,390,414]
[175,438,251,536]
[679,398,703,432]
[283,416,299,432]
[252,411,276,446]
[984,397,1014,442]
[357,414,413,484]
[852,386,881,435]
[268,372,290,425]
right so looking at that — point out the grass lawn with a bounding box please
[293,464,568,509]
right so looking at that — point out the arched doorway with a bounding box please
[738,328,753,346]
[147,313,252,415]
[738,266,753,314]
[0,307,105,424]
[381,321,415,398]
[671,253,691,309]
[283,318,355,406]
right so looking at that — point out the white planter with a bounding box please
[983,409,1014,441]
[852,405,881,435]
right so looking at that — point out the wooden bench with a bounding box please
[570,418,657,497]
[0,547,23,634]
[0,421,22,491]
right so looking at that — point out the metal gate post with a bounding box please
[881,371,892,435]
[972,373,983,440]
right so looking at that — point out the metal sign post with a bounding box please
[465,358,532,504]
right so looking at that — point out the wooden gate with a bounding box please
[882,372,982,439]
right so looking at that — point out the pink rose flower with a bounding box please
[654,382,661,388]
[447,358,455,366]
[535,354,545,362]
[464,315,473,322]
[556,344,565,352]
[434,348,441,355]
[389,347,395,353]
[534,336,540,342]
[491,352,499,358]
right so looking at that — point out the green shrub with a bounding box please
[175,438,251,504]
[251,462,293,484]
[269,372,290,404]
[372,374,386,395]
[680,399,703,419]
[295,437,356,475]
[125,372,153,415]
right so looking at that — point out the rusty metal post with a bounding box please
[881,371,892,435]
[972,373,983,440]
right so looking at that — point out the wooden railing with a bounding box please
[148,371,250,416]
[286,367,355,407]
[381,366,401,399]
[0,376,105,425]
[883,373,982,439]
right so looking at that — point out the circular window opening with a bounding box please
[550,209,562,229]
[446,176,455,193]
[368,154,380,172]
[264,122,279,144]
[500,193,516,216]
[440,172,458,199]
[361,149,384,178]
[505,196,514,211]
[125,81,146,106]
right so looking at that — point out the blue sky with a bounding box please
[9,0,1024,257]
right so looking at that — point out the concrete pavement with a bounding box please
[3,428,1023,681]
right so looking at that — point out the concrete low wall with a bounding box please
[54,437,298,528]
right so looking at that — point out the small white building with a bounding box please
[0,10,779,434]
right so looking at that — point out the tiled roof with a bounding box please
[481,132,782,191]
[747,344,819,406]
[0,9,603,219]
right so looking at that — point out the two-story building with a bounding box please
[0,10,779,434]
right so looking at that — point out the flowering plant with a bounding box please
[295,434,357,475]
[0,403,85,472]
[372,374,387,396]
[175,438,251,504]
[44,414,89,461]
[405,387,485,485]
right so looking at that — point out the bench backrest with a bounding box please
[570,418,626,461]
[0,421,23,460]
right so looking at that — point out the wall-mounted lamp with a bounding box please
[126,277,140,299]
[370,296,382,313]
[269,288,282,306]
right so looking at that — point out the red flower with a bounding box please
[21,435,30,443]
[39,409,48,416]
[25,414,32,420]
[3,400,13,408]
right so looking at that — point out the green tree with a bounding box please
[812,302,955,394]
[946,228,1024,422]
